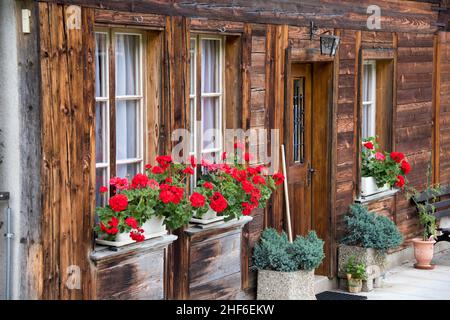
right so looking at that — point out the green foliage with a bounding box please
[345,256,367,280]
[253,228,325,272]
[341,204,403,250]
[405,162,441,240]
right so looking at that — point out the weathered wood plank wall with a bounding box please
[39,2,96,299]
[438,32,450,184]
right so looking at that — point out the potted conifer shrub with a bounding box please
[361,137,411,197]
[253,228,325,300]
[338,204,403,290]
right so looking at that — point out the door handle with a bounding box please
[307,163,315,186]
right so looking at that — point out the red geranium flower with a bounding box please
[131,173,149,189]
[152,166,165,175]
[241,180,254,194]
[210,192,228,213]
[145,164,152,170]
[183,167,195,175]
[156,155,173,169]
[190,192,206,208]
[363,141,374,150]
[390,152,405,163]
[203,182,214,190]
[159,184,184,204]
[244,152,252,162]
[130,230,145,242]
[109,177,129,190]
[125,217,139,229]
[252,175,266,185]
[247,167,259,176]
[109,194,128,212]
[221,152,227,161]
[189,155,197,168]
[99,186,108,194]
[273,172,285,186]
[396,175,405,188]
[234,141,245,150]
[375,152,385,161]
[242,202,255,216]
[147,179,159,189]
[231,168,247,182]
[401,160,411,175]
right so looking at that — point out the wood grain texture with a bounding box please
[39,3,96,299]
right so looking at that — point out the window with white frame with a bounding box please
[362,60,376,140]
[189,35,224,165]
[95,30,145,206]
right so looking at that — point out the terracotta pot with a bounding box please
[348,278,363,294]
[412,238,436,269]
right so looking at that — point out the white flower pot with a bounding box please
[360,177,389,197]
[193,207,217,220]
[97,216,167,247]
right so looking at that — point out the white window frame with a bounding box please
[113,30,145,176]
[189,37,197,156]
[94,29,146,204]
[190,35,224,159]
[362,60,377,139]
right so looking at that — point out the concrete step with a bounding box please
[315,275,337,294]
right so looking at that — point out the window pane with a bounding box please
[117,163,138,179]
[362,104,370,139]
[96,168,107,207]
[116,100,138,160]
[95,102,107,163]
[202,97,219,150]
[116,34,140,96]
[363,64,373,103]
[95,33,108,98]
[201,39,220,93]
[190,39,196,96]
[190,98,196,153]
[293,78,305,163]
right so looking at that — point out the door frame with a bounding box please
[283,55,335,277]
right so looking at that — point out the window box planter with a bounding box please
[257,269,315,300]
[360,177,389,198]
[338,244,386,291]
[190,207,225,225]
[96,216,167,247]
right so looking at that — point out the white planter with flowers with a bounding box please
[360,177,389,197]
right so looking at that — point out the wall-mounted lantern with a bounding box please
[309,21,340,57]
[320,34,340,56]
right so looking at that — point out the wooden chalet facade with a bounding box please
[2,0,450,300]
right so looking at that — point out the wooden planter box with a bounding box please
[90,234,177,300]
[170,216,253,300]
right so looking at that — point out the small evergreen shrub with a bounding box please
[341,204,403,250]
[253,228,325,272]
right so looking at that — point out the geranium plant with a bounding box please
[193,143,285,221]
[361,137,410,189]
[95,155,196,242]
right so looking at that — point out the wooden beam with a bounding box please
[433,32,442,184]
[38,0,439,34]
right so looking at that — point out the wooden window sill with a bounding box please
[90,234,177,263]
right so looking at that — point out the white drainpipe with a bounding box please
[1,192,12,300]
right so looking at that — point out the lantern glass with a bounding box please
[320,35,340,56]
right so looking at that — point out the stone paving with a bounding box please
[363,249,450,300]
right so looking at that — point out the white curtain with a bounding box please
[201,40,219,151]
[115,34,139,178]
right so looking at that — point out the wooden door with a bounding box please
[285,64,313,236]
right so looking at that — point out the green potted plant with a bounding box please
[345,256,367,293]
[361,137,410,197]
[407,164,440,269]
[253,228,324,300]
[338,204,403,290]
